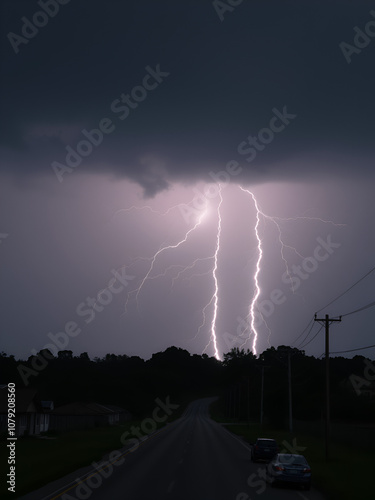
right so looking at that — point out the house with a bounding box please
[100,404,132,423]
[41,400,54,412]
[0,386,51,436]
[49,402,125,432]
[358,381,375,399]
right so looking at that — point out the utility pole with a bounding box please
[274,348,294,432]
[256,363,270,425]
[314,313,342,460]
[288,351,293,433]
[260,365,264,425]
[247,376,250,426]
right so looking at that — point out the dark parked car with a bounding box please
[268,453,312,490]
[251,438,279,462]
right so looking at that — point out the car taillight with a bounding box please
[274,465,284,471]
[303,467,311,473]
[255,445,259,450]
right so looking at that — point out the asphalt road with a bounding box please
[21,398,326,500]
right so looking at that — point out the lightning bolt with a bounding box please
[201,186,223,360]
[239,187,262,355]
[247,203,346,293]
[132,210,207,307]
[271,214,346,227]
[171,257,214,288]
[140,257,213,288]
[239,186,345,354]
[122,190,224,360]
[120,183,345,359]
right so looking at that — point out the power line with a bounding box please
[341,299,375,318]
[294,320,316,349]
[292,266,375,353]
[299,324,324,349]
[316,265,375,313]
[329,343,375,355]
[291,317,315,346]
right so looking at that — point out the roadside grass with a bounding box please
[1,397,187,499]
[210,407,373,500]
[1,421,146,498]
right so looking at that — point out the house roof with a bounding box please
[51,402,118,416]
[0,387,43,413]
[100,404,130,413]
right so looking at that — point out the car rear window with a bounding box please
[257,440,277,447]
[278,455,307,465]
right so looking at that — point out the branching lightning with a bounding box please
[122,190,223,360]
[142,257,213,288]
[202,186,223,359]
[134,210,207,306]
[271,214,346,227]
[113,195,201,220]
[171,257,214,288]
[239,186,345,354]
[119,183,345,360]
[239,187,262,355]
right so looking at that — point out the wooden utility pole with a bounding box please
[314,313,342,460]
[288,351,293,433]
[256,363,270,425]
[247,376,250,425]
[274,348,294,432]
[260,365,264,425]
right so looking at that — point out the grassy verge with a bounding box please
[210,400,373,500]
[0,398,187,499]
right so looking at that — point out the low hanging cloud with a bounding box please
[1,0,375,196]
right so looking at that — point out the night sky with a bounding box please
[1,0,375,360]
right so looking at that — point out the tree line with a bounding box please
[0,346,374,423]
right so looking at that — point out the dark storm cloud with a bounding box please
[1,0,375,194]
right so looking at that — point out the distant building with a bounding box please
[41,400,54,412]
[49,402,130,432]
[0,387,51,436]
[100,404,132,423]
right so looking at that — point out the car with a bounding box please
[251,438,279,462]
[268,453,312,490]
